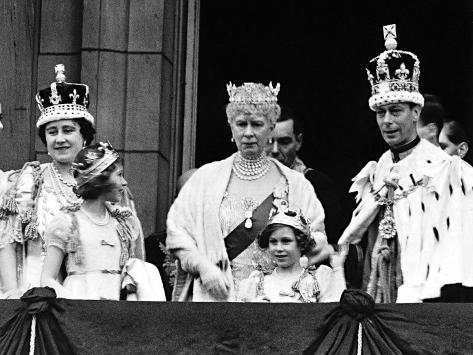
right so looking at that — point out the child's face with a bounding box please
[268,226,301,268]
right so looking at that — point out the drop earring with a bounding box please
[231,137,234,143]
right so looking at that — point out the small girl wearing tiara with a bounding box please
[239,207,346,302]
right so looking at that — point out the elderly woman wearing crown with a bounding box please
[0,65,144,298]
[339,25,473,302]
[167,82,331,301]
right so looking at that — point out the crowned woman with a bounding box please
[167,82,332,301]
[0,65,144,298]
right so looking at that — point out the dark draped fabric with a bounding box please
[0,287,74,355]
[304,290,432,355]
[1,293,473,354]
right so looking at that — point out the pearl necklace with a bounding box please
[232,152,271,181]
[81,208,111,226]
[51,163,76,188]
[48,163,81,206]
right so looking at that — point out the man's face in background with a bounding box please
[266,119,302,167]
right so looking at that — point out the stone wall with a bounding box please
[0,0,187,238]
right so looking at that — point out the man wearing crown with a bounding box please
[338,25,473,302]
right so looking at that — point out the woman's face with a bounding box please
[268,226,301,269]
[102,164,128,203]
[229,114,274,158]
[45,119,84,165]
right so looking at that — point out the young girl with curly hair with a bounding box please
[41,142,164,300]
[239,208,346,302]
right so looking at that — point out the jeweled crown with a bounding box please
[35,64,94,128]
[366,24,424,110]
[227,82,280,104]
[267,207,311,237]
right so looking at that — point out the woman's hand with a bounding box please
[199,261,230,300]
[330,244,348,269]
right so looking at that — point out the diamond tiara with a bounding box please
[227,82,280,104]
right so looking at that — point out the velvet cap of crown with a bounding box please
[267,207,311,238]
[227,82,280,104]
[366,24,424,111]
[35,64,94,128]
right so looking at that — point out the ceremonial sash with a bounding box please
[224,194,274,261]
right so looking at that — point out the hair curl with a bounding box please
[38,117,96,146]
[72,143,121,200]
[226,102,281,126]
[257,223,315,255]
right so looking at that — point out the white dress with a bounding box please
[46,208,138,300]
[0,161,144,297]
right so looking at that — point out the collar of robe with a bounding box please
[390,135,420,163]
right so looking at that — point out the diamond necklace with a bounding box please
[232,152,271,180]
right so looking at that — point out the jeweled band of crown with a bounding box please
[227,82,280,104]
[267,207,312,238]
[73,142,119,188]
[35,64,94,128]
[366,24,424,110]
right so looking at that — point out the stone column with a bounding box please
[81,0,179,237]
[0,0,39,170]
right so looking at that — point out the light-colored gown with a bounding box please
[0,162,144,296]
[238,266,346,303]
[46,208,138,300]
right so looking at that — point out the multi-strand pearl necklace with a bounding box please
[51,162,76,188]
[232,152,271,181]
[48,163,80,206]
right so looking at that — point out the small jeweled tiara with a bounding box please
[73,142,119,188]
[267,207,311,237]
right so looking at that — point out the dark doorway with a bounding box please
[196,0,473,225]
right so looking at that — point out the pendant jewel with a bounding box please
[244,210,253,229]
[378,204,396,239]
[242,197,257,229]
